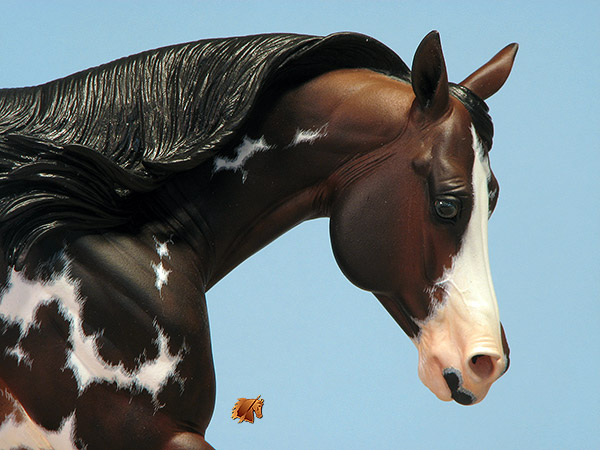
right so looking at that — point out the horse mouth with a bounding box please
[374,293,421,338]
[442,368,476,405]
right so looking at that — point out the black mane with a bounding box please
[0,32,493,269]
[0,33,409,268]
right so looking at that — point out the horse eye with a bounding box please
[434,198,460,220]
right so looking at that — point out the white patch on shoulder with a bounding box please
[0,253,186,405]
[213,136,272,182]
[0,261,81,367]
[136,320,187,400]
[66,317,186,405]
[289,124,328,146]
[0,410,77,450]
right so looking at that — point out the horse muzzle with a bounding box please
[441,352,507,405]
[414,329,509,405]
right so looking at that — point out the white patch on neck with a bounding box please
[152,238,172,294]
[289,124,328,146]
[412,125,504,400]
[154,236,171,260]
[212,136,272,182]
[152,262,171,293]
[0,253,186,405]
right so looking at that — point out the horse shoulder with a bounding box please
[162,432,215,450]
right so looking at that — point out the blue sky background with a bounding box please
[1,1,598,449]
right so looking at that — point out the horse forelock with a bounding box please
[389,75,492,152]
[448,83,493,152]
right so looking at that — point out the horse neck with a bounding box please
[159,137,340,291]
[147,69,414,291]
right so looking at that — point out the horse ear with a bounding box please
[460,43,518,100]
[411,31,449,119]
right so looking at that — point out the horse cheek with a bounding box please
[329,182,405,294]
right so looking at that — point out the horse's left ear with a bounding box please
[411,31,449,119]
[460,43,519,100]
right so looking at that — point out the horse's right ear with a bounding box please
[411,31,449,119]
[460,43,518,100]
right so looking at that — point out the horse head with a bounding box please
[254,397,264,419]
[0,31,519,449]
[329,32,517,404]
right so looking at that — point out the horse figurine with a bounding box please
[0,31,517,449]
[231,395,264,424]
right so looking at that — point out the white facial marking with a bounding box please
[213,136,272,182]
[0,253,186,405]
[289,124,328,146]
[412,125,504,402]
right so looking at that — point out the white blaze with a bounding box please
[413,125,504,402]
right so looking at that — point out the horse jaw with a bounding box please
[412,126,507,405]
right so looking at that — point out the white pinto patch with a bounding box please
[152,238,172,294]
[289,124,328,146]
[154,237,171,259]
[137,320,186,398]
[0,262,80,367]
[213,136,272,182]
[0,253,186,404]
[152,261,171,293]
[412,125,504,403]
[0,408,77,450]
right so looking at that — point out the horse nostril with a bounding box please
[469,354,495,380]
